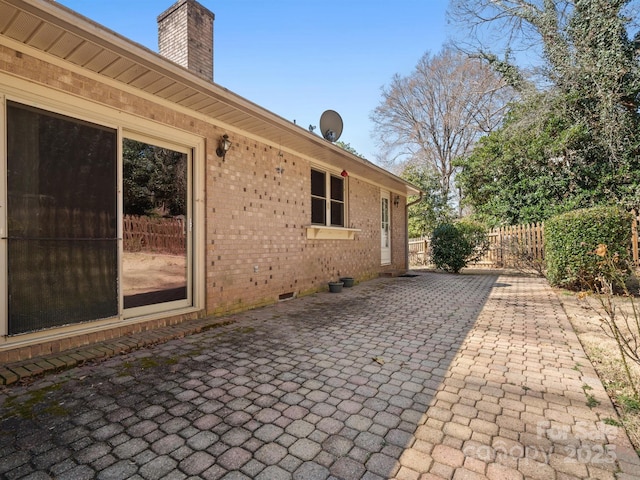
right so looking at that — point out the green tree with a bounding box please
[401,164,453,237]
[456,93,634,226]
[451,0,640,224]
[123,139,187,217]
[335,141,365,158]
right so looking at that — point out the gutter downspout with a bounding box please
[405,191,424,272]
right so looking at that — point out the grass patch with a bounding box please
[559,289,640,451]
[115,354,183,377]
[1,384,68,420]
[619,394,640,412]
[116,361,134,377]
[586,393,600,408]
[603,417,623,427]
[138,357,160,369]
[582,384,600,408]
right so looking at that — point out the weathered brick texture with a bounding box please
[0,45,408,361]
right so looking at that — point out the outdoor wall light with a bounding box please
[394,195,400,207]
[341,170,348,177]
[216,134,231,159]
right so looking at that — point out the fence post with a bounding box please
[498,226,503,267]
[422,237,428,265]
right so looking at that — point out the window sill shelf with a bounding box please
[305,225,361,240]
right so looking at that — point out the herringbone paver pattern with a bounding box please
[1,272,638,479]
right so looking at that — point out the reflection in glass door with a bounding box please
[122,137,189,311]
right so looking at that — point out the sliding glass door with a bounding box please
[4,101,194,335]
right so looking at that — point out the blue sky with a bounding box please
[57,1,450,162]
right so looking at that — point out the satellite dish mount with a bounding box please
[319,110,343,143]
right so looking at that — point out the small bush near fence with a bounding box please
[410,222,544,272]
[545,206,632,289]
[431,221,488,273]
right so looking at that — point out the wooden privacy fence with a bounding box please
[409,223,545,269]
[123,214,186,255]
[411,216,640,269]
[408,237,430,266]
[481,223,545,268]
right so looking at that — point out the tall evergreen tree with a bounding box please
[451,0,640,224]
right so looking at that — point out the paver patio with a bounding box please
[1,272,639,479]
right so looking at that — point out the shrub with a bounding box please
[431,220,488,273]
[544,206,632,289]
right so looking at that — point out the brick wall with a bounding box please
[204,140,404,314]
[158,0,214,81]
[392,197,408,267]
[0,45,408,359]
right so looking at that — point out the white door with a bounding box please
[381,191,391,265]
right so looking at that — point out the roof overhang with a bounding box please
[0,0,421,196]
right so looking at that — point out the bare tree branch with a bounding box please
[370,47,515,202]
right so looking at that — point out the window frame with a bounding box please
[310,167,345,227]
[121,131,193,319]
[306,166,360,240]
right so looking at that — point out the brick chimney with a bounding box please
[158,0,215,81]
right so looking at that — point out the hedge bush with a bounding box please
[544,206,632,289]
[431,220,488,273]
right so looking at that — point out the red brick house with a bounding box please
[0,0,420,362]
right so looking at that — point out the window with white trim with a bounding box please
[311,168,345,227]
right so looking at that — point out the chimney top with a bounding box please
[158,0,215,81]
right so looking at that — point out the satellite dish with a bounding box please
[319,110,343,142]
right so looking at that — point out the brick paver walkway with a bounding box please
[1,272,639,479]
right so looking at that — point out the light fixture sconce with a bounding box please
[341,170,349,177]
[216,134,231,159]
[393,195,400,207]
